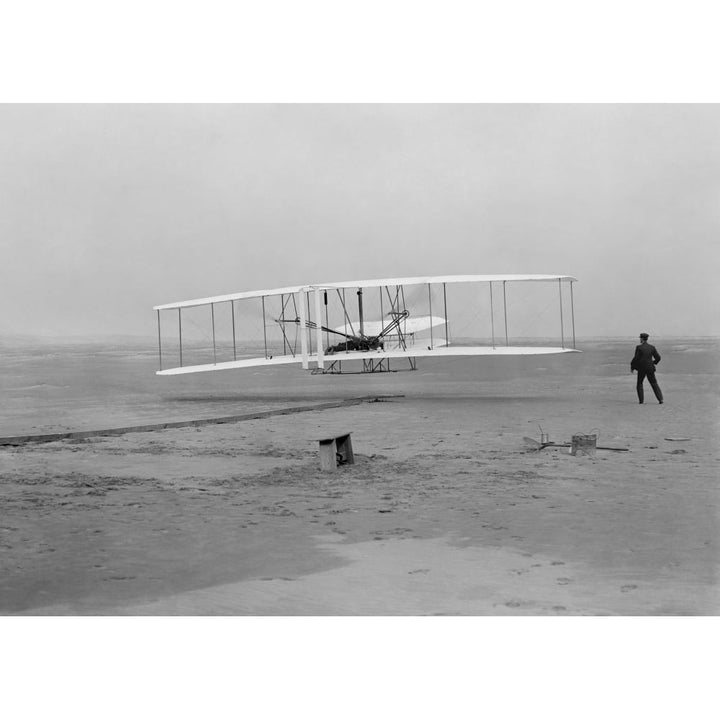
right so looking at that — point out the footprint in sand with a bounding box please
[502,600,533,609]
[260,577,295,582]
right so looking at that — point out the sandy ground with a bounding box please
[1,360,718,616]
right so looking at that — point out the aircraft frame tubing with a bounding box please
[570,281,576,349]
[178,308,183,367]
[443,282,449,348]
[154,275,578,374]
[558,279,564,349]
[211,302,217,364]
[382,285,408,350]
[156,310,162,371]
[262,295,268,359]
[231,300,237,361]
[311,356,419,375]
[363,358,388,373]
[428,283,434,348]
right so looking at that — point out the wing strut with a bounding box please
[298,290,309,368]
[231,300,237,361]
[489,282,495,349]
[261,296,268,359]
[211,303,217,364]
[314,288,324,370]
[157,310,162,371]
[379,287,384,334]
[306,293,313,355]
[357,288,364,336]
[324,291,330,349]
[280,294,287,356]
[558,279,565,349]
[383,285,408,350]
[337,288,358,339]
[275,320,296,358]
[374,310,410,341]
[443,282,449,347]
[503,281,509,346]
[428,283,434,348]
[570,281,576,349]
[178,308,183,367]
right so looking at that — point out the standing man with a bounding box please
[631,333,664,404]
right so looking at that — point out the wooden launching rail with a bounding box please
[0,395,403,447]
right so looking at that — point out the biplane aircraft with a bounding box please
[153,274,579,376]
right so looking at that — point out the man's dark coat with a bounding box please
[631,342,661,372]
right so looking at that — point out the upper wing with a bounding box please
[154,274,578,310]
[153,284,306,311]
[314,274,577,291]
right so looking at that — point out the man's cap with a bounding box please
[639,332,649,339]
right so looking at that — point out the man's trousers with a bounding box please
[637,368,664,404]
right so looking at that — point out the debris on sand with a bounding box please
[522,428,628,453]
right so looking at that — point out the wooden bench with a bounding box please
[318,432,354,471]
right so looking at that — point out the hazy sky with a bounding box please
[1,104,718,339]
